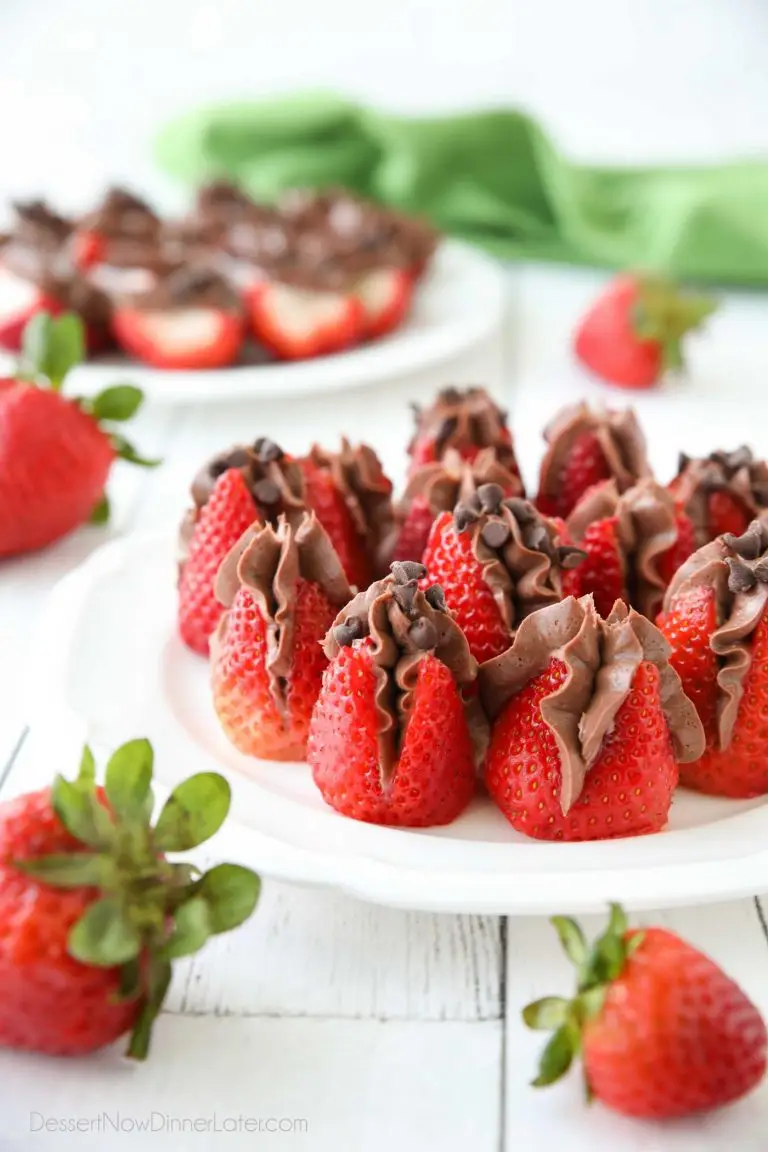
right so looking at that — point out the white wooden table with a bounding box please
[3,265,768,1151]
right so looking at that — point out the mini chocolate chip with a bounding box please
[438,387,463,405]
[409,617,438,650]
[481,519,511,549]
[752,484,768,506]
[677,451,691,474]
[392,581,417,614]
[726,558,758,593]
[755,557,768,583]
[476,483,504,514]
[524,524,553,555]
[425,584,448,612]
[466,490,483,513]
[557,545,588,570]
[253,437,283,463]
[390,560,427,584]
[711,445,753,474]
[333,617,366,647]
[223,447,251,471]
[252,478,281,506]
[435,415,458,452]
[454,502,480,532]
[723,523,764,560]
[503,497,536,524]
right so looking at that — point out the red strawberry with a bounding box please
[297,440,394,590]
[355,268,414,340]
[574,274,716,389]
[390,447,524,567]
[422,488,584,665]
[0,740,259,1059]
[669,447,768,547]
[536,402,651,520]
[561,515,625,618]
[112,268,245,370]
[524,904,767,1119]
[307,562,480,826]
[407,386,520,480]
[0,312,154,558]
[247,281,363,360]
[480,596,704,841]
[211,513,352,760]
[178,438,307,656]
[660,522,768,796]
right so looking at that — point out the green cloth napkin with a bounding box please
[155,92,768,286]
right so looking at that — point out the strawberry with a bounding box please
[0,312,156,558]
[246,281,363,360]
[0,739,259,1059]
[390,447,524,567]
[297,439,394,589]
[660,521,768,796]
[563,478,695,620]
[407,386,520,480]
[178,437,307,656]
[524,904,767,1119]
[480,596,704,841]
[112,267,245,370]
[211,512,352,760]
[669,446,768,547]
[422,486,585,664]
[574,274,717,389]
[307,562,481,826]
[355,267,414,340]
[536,402,651,519]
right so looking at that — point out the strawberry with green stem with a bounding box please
[0,739,260,1059]
[0,311,158,557]
[524,904,766,1119]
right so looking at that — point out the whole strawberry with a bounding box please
[669,446,768,546]
[307,561,483,826]
[389,447,523,567]
[0,740,259,1058]
[536,402,651,520]
[524,904,767,1118]
[480,596,704,841]
[0,312,156,558]
[422,485,585,664]
[574,274,717,389]
[563,478,695,619]
[177,438,305,656]
[660,520,768,796]
[211,512,352,760]
[297,439,394,589]
[407,386,520,479]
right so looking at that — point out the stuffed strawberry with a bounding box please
[407,386,520,479]
[211,512,352,760]
[480,596,704,841]
[659,520,768,797]
[563,478,695,619]
[536,402,651,519]
[390,447,524,567]
[296,439,394,589]
[669,446,768,546]
[422,486,586,664]
[0,739,259,1059]
[574,274,717,389]
[355,267,414,340]
[308,561,483,826]
[0,312,156,558]
[113,266,245,370]
[73,186,160,275]
[178,438,306,655]
[524,904,766,1118]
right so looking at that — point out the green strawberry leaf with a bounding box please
[89,493,110,524]
[154,773,231,852]
[158,895,212,960]
[69,896,141,966]
[21,311,54,377]
[626,930,646,957]
[550,916,588,967]
[127,956,172,1061]
[606,903,628,937]
[52,774,115,850]
[46,313,86,387]
[576,985,606,1023]
[196,863,261,934]
[105,738,154,820]
[110,433,161,469]
[15,851,117,889]
[78,744,96,786]
[532,1023,578,1088]
[522,996,570,1032]
[92,384,144,422]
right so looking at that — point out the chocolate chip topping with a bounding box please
[481,520,511,549]
[408,387,520,478]
[252,478,281,506]
[322,569,483,780]
[664,521,768,750]
[0,200,73,289]
[454,503,481,532]
[671,448,768,547]
[124,265,242,312]
[254,437,283,464]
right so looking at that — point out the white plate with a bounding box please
[1,242,506,404]
[27,529,768,916]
